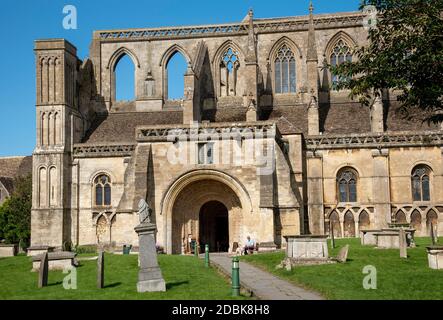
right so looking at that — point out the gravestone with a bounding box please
[38,252,49,288]
[97,250,104,289]
[336,245,349,263]
[399,228,407,258]
[135,199,166,292]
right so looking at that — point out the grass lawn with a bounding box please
[0,253,249,300]
[242,237,443,300]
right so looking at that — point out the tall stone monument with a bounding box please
[134,199,166,292]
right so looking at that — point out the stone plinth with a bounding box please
[32,252,77,272]
[285,235,329,260]
[426,246,443,269]
[27,245,55,257]
[0,244,18,257]
[134,223,166,292]
[360,230,380,246]
[374,229,416,248]
[374,232,400,249]
[257,242,278,252]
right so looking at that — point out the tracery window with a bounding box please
[220,48,239,96]
[274,44,296,93]
[412,166,431,201]
[94,174,112,207]
[330,40,353,85]
[337,168,358,203]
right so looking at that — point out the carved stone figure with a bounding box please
[138,199,151,224]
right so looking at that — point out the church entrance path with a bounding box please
[208,254,324,300]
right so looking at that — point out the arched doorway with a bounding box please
[344,211,355,237]
[199,201,229,252]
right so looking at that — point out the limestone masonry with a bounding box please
[31,7,442,254]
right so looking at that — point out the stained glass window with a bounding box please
[94,174,111,206]
[412,166,431,201]
[275,44,296,93]
[337,169,358,203]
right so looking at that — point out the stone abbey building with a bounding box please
[31,6,442,254]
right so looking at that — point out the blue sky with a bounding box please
[0,0,361,157]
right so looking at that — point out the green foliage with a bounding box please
[330,0,443,123]
[0,174,32,247]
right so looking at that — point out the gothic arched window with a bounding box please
[274,44,296,94]
[94,174,112,207]
[412,165,431,201]
[220,48,239,96]
[337,168,358,203]
[330,40,353,85]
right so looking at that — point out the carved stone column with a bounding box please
[307,150,324,234]
[371,148,391,229]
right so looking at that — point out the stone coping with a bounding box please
[284,235,328,239]
[373,232,399,236]
[31,252,76,262]
[27,245,55,250]
[426,246,443,251]
[0,244,17,247]
[360,229,381,233]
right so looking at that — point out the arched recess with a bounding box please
[160,44,193,101]
[395,210,407,224]
[410,209,422,235]
[96,214,110,244]
[38,167,47,207]
[344,210,355,237]
[328,210,341,239]
[212,40,245,98]
[161,169,252,254]
[48,166,57,207]
[106,47,140,102]
[267,37,303,94]
[358,210,370,232]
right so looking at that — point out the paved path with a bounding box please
[209,254,324,300]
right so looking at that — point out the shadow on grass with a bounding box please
[48,281,63,287]
[166,281,189,290]
[104,282,122,289]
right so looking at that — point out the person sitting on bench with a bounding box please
[243,236,256,255]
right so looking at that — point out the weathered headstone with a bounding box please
[399,228,407,258]
[336,245,349,263]
[135,199,166,292]
[38,252,49,288]
[431,223,436,246]
[97,250,104,289]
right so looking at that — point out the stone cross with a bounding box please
[38,252,49,288]
[97,250,104,289]
[399,228,407,258]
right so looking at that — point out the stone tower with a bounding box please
[31,39,82,248]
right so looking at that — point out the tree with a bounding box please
[329,0,443,123]
[0,174,32,247]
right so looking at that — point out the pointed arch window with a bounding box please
[412,165,431,201]
[274,44,296,94]
[337,168,358,203]
[220,48,239,96]
[330,40,353,85]
[94,174,112,207]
